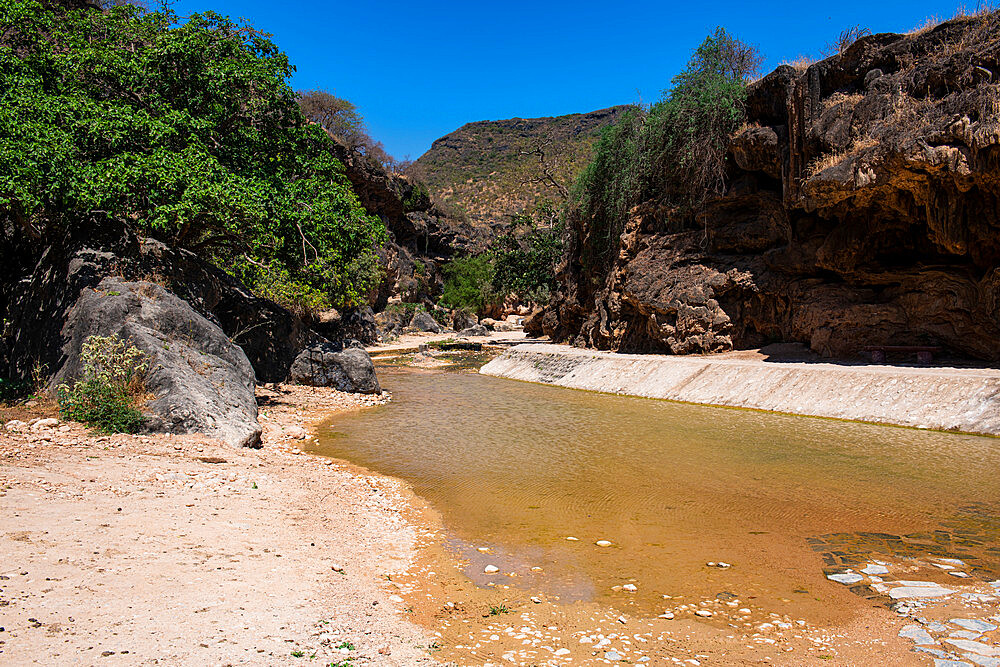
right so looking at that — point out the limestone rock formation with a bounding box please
[544,14,1000,361]
[53,278,261,448]
[289,344,381,394]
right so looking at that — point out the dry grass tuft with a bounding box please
[782,55,817,72]
[804,136,880,179]
[823,92,865,111]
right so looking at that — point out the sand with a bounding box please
[0,386,439,666]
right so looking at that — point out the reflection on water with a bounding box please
[311,365,1000,619]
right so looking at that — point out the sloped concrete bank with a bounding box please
[480,344,1000,436]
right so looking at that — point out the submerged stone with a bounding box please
[944,639,1000,656]
[952,619,999,633]
[900,624,936,645]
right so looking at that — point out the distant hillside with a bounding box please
[408,106,629,228]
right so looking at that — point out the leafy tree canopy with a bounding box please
[0,0,385,309]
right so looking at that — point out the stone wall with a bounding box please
[482,344,1000,436]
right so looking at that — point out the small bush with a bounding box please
[439,256,497,312]
[57,335,148,433]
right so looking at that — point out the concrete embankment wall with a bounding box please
[480,344,1000,436]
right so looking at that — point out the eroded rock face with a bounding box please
[53,278,261,448]
[289,344,380,394]
[545,15,1000,361]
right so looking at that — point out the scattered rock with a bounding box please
[861,563,890,575]
[4,420,27,432]
[953,620,999,633]
[622,584,637,592]
[595,539,613,547]
[30,418,59,432]
[286,426,307,440]
[827,573,864,585]
[944,638,1000,656]
[484,565,499,574]
[890,582,957,599]
[457,324,489,337]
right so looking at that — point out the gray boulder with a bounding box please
[289,344,381,394]
[409,309,441,333]
[458,324,489,337]
[451,309,478,331]
[52,278,261,448]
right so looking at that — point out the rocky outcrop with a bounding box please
[409,309,442,333]
[52,278,261,448]
[544,14,1000,361]
[289,344,381,394]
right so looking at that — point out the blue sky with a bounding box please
[172,0,970,160]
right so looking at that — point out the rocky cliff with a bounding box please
[537,13,1000,361]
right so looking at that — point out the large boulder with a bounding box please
[0,230,323,385]
[409,309,441,333]
[289,344,381,394]
[51,278,261,447]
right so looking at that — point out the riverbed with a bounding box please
[313,364,1000,628]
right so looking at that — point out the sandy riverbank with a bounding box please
[0,386,440,666]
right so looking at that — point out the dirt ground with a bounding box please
[0,386,440,666]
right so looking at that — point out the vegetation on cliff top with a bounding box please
[570,28,762,272]
[0,0,385,312]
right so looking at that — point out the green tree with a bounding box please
[0,0,386,310]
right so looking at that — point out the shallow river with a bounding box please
[312,364,1000,621]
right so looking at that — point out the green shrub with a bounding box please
[439,256,497,312]
[56,335,148,433]
[490,209,563,302]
